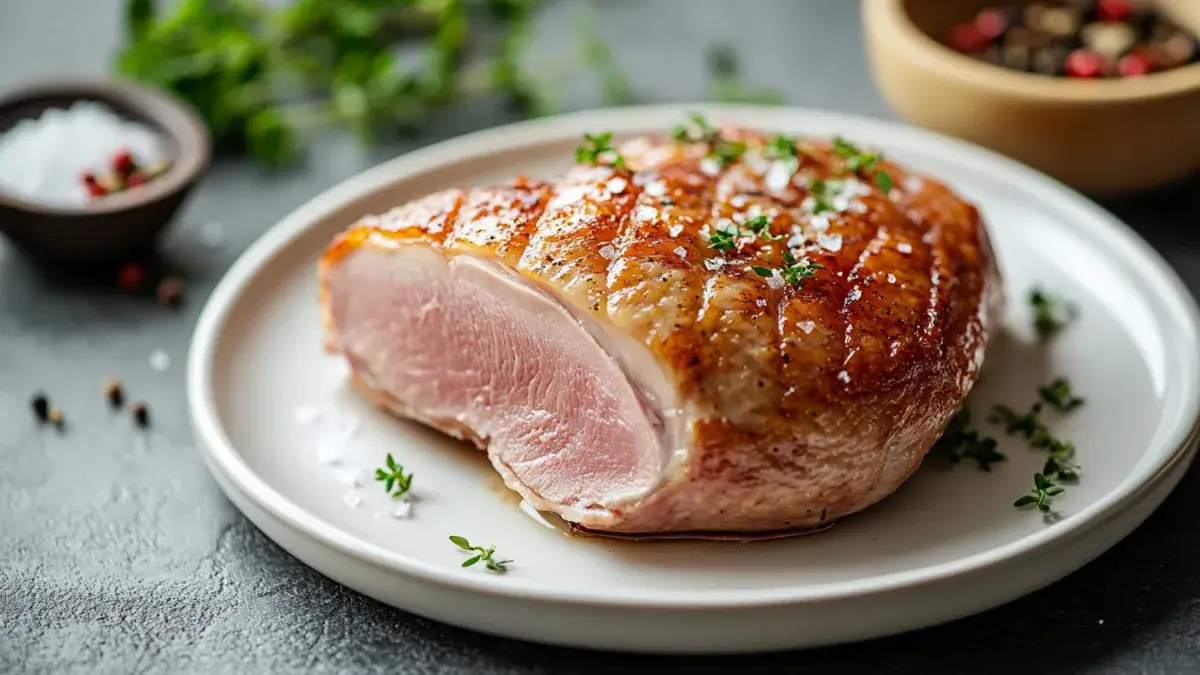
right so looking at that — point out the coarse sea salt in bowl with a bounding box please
[0,78,210,266]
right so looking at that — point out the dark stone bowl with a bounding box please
[0,78,210,266]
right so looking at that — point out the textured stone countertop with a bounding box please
[3,1,1200,673]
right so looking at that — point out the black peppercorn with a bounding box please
[132,402,150,428]
[31,393,49,422]
[103,378,124,408]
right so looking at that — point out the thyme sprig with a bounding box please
[1014,473,1065,512]
[449,535,512,572]
[374,453,414,499]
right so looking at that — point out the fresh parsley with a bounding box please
[449,535,512,572]
[742,215,783,241]
[1028,288,1076,340]
[766,134,799,160]
[374,453,413,499]
[1038,377,1085,412]
[576,131,625,169]
[708,222,739,252]
[807,178,842,214]
[832,135,894,194]
[935,408,1006,471]
[1014,472,1065,512]
[116,0,557,167]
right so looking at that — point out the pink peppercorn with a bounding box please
[1065,49,1106,78]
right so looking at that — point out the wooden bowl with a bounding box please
[0,78,210,265]
[863,0,1200,196]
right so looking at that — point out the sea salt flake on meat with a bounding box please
[837,370,851,383]
[847,288,862,302]
[810,214,831,233]
[606,177,627,194]
[798,320,815,334]
[730,195,748,208]
[635,205,658,221]
[644,180,666,197]
[674,246,688,260]
[704,257,726,271]
[786,232,805,249]
[599,244,618,260]
[897,242,913,254]
[700,157,721,176]
[904,175,925,193]
[887,273,897,284]
[668,224,683,237]
[765,272,786,290]
[817,232,843,252]
[765,161,793,193]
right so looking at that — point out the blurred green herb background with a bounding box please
[114,0,780,168]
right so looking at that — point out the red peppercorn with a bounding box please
[1097,0,1132,23]
[1065,49,1106,78]
[1118,51,1155,77]
[949,22,989,53]
[117,262,146,293]
[126,172,147,188]
[112,149,136,177]
[974,9,1009,42]
[80,171,107,198]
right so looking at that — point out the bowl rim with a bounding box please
[869,0,1200,103]
[0,77,211,217]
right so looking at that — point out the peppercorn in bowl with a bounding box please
[864,0,1200,195]
[0,78,209,265]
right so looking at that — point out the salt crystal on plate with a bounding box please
[335,468,362,487]
[293,405,320,425]
[316,441,343,466]
[390,501,413,519]
[149,350,171,372]
[343,492,361,509]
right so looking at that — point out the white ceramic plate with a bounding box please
[188,105,1200,654]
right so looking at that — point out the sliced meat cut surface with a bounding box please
[319,122,1000,536]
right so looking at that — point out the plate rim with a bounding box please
[187,103,1200,610]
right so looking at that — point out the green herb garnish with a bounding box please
[1043,440,1080,480]
[374,453,413,499]
[670,112,719,144]
[449,535,512,572]
[576,131,625,169]
[832,135,894,194]
[710,138,746,168]
[807,178,842,214]
[708,222,739,252]
[988,403,1044,440]
[1029,288,1076,340]
[766,134,798,160]
[1014,473,1065,512]
[935,408,1006,471]
[753,251,824,287]
[742,215,783,241]
[1038,377,1085,412]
